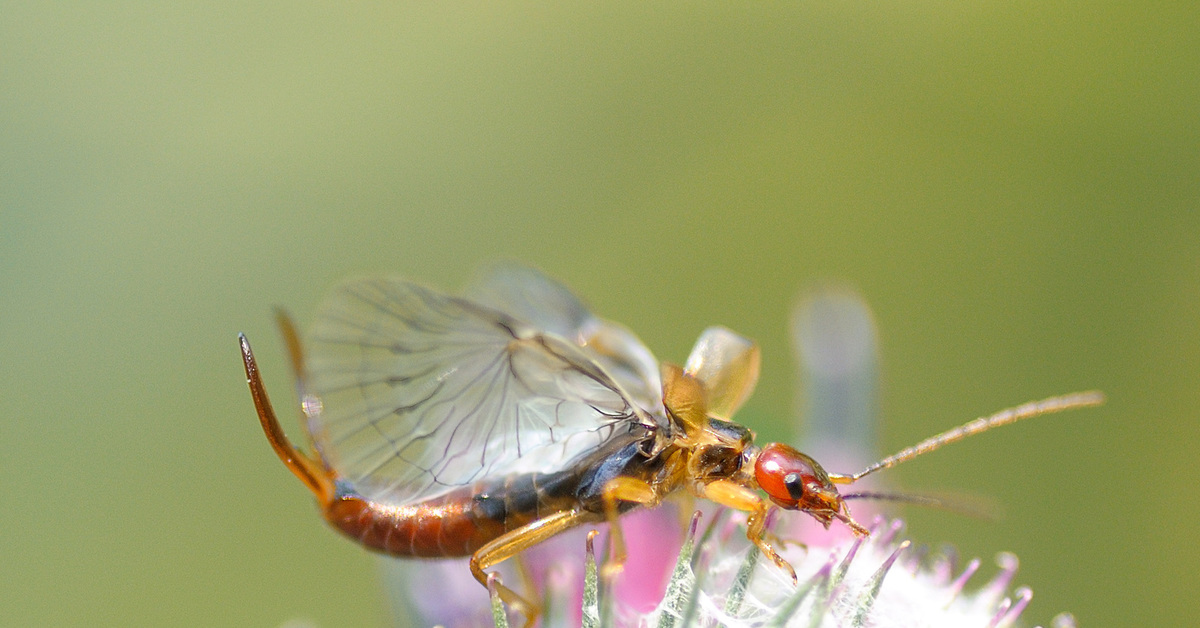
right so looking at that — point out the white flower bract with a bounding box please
[502,514,1077,628]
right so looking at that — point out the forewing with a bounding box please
[683,326,761,420]
[303,277,656,505]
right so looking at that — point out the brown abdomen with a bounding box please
[321,487,495,557]
[321,471,583,557]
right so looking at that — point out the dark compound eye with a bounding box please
[783,472,806,500]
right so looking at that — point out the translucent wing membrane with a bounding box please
[304,272,666,505]
[683,326,761,421]
[465,264,663,412]
[464,263,593,340]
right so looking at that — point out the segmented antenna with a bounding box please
[836,391,1105,483]
[841,490,1001,520]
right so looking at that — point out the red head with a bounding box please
[754,442,849,530]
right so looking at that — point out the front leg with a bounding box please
[700,479,798,585]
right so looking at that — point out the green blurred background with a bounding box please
[2,3,1197,626]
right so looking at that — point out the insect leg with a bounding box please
[470,508,597,624]
[700,479,798,585]
[599,476,660,576]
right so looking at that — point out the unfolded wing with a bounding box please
[465,264,664,413]
[303,276,664,505]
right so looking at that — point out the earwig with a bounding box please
[241,266,1103,621]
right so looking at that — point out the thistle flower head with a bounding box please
[637,510,1075,628]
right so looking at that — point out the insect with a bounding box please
[239,265,1103,617]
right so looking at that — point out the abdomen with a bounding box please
[320,436,664,558]
[322,471,587,558]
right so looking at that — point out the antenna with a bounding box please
[829,391,1105,484]
[842,490,1002,521]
